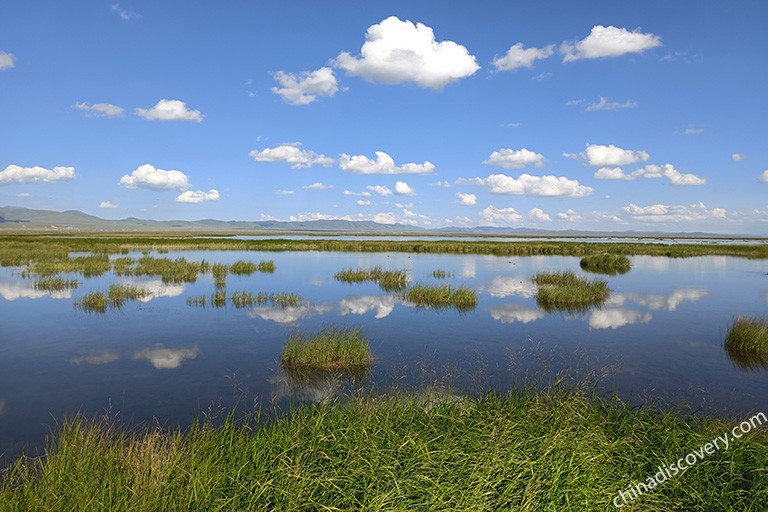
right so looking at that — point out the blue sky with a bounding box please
[1,0,766,233]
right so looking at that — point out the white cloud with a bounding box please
[528,207,551,222]
[394,181,415,195]
[561,25,661,62]
[356,199,371,206]
[456,192,476,206]
[582,144,650,166]
[271,67,339,105]
[394,202,413,209]
[73,102,124,117]
[594,167,631,180]
[343,189,371,197]
[111,3,140,21]
[303,182,334,190]
[373,212,397,224]
[484,148,545,169]
[760,170,768,183]
[595,163,705,186]
[339,151,434,175]
[69,352,120,365]
[132,347,198,369]
[276,189,295,195]
[432,180,451,187]
[119,164,190,191]
[17,192,30,198]
[482,276,537,298]
[248,303,332,324]
[339,295,396,319]
[176,189,220,203]
[732,153,745,162]
[99,201,118,209]
[0,281,72,300]
[126,279,185,302]
[684,126,704,135]
[465,173,593,197]
[585,97,637,111]
[289,212,355,222]
[334,16,480,89]
[489,304,544,324]
[608,288,708,311]
[481,205,523,225]
[249,143,334,168]
[493,43,554,71]
[557,209,581,222]
[0,51,15,70]
[135,99,203,122]
[0,165,75,185]
[588,308,652,329]
[622,202,726,222]
[366,184,393,196]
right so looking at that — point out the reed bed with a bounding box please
[282,326,373,369]
[334,267,408,291]
[73,285,150,313]
[32,277,79,292]
[725,317,768,355]
[532,271,609,312]
[403,284,477,312]
[579,254,631,275]
[229,291,302,309]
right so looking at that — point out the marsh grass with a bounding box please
[73,292,109,313]
[229,291,302,309]
[228,260,257,275]
[533,271,609,312]
[725,318,768,370]
[403,284,477,312]
[211,263,228,289]
[73,284,150,313]
[431,269,453,279]
[282,327,373,369]
[1,386,767,511]
[257,260,276,273]
[334,267,408,291]
[580,254,631,275]
[186,295,207,308]
[33,277,79,292]
[26,255,111,278]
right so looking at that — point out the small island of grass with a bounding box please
[724,317,768,370]
[334,267,408,291]
[579,254,631,275]
[403,284,477,312]
[532,271,609,312]
[282,326,373,369]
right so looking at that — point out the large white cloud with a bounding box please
[334,16,480,89]
[493,43,554,71]
[394,181,415,195]
[339,151,434,175]
[271,67,339,105]
[0,281,72,300]
[135,99,203,122]
[561,25,661,62]
[176,189,220,203]
[489,304,544,324]
[622,202,726,222]
[588,308,652,329]
[119,164,190,191]
[464,173,593,197]
[596,163,706,186]
[484,148,544,169]
[582,144,650,166]
[481,205,523,225]
[249,143,334,168]
[339,295,396,319]
[456,192,476,206]
[73,102,124,117]
[0,165,75,185]
[760,170,768,183]
[0,51,15,70]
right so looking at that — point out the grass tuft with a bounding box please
[282,326,373,369]
[334,266,408,291]
[431,269,453,279]
[725,317,768,370]
[580,254,631,275]
[403,284,477,312]
[33,277,79,292]
[532,271,609,312]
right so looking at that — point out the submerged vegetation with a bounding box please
[532,271,609,312]
[1,385,767,510]
[431,269,453,279]
[334,267,409,291]
[725,317,768,370]
[282,326,373,369]
[579,254,631,275]
[403,284,477,312]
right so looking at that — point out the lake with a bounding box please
[1,249,767,461]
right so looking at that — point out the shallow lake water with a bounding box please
[1,250,767,460]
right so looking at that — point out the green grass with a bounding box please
[724,317,768,370]
[229,290,302,309]
[73,284,150,313]
[579,254,631,275]
[32,277,79,292]
[402,284,477,312]
[228,260,257,275]
[257,260,276,273]
[533,271,609,312]
[282,326,373,369]
[431,269,453,279]
[73,292,109,314]
[334,266,409,291]
[1,386,767,511]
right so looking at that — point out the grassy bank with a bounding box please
[533,271,609,312]
[1,386,766,511]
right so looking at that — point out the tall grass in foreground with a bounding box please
[403,284,477,312]
[533,271,609,312]
[282,327,372,369]
[579,254,631,275]
[334,267,408,291]
[1,386,767,511]
[724,317,768,370]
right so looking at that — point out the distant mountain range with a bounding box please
[0,206,754,238]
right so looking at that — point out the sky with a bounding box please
[1,0,766,234]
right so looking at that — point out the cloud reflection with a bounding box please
[127,279,186,302]
[69,352,119,365]
[488,304,544,324]
[339,295,396,319]
[482,276,537,298]
[607,288,708,311]
[132,347,199,369]
[588,308,652,329]
[0,281,72,300]
[0,400,6,416]
[248,303,333,324]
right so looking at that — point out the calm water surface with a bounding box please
[1,250,767,459]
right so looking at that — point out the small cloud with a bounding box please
[431,180,451,187]
[532,72,553,81]
[69,352,119,365]
[366,185,393,196]
[581,144,650,166]
[132,347,199,369]
[484,148,545,169]
[585,97,637,111]
[759,170,768,183]
[73,102,124,117]
[303,182,334,190]
[112,3,141,21]
[276,189,295,195]
[501,122,523,128]
[119,164,190,191]
[175,189,220,203]
[595,163,705,186]
[456,192,476,206]
[0,51,16,70]
[249,143,334,169]
[339,151,434,175]
[135,99,203,122]
[343,189,371,197]
[528,207,551,222]
[0,164,75,185]
[271,67,339,105]
[373,212,397,224]
[99,201,118,209]
[557,209,581,222]
[732,153,745,162]
[565,99,584,107]
[394,181,415,196]
[493,43,554,71]
[561,25,661,62]
[684,126,704,135]
[356,199,371,206]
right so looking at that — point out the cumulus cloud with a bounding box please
[484,148,545,169]
[132,347,199,369]
[0,51,15,70]
[249,143,334,168]
[356,199,371,206]
[0,165,75,185]
[456,192,476,206]
[373,212,397,224]
[334,16,480,89]
[622,202,726,222]
[464,173,593,197]
[760,170,768,183]
[99,201,117,209]
[394,181,415,195]
[588,308,652,329]
[339,151,434,175]
[528,207,551,222]
[271,67,339,105]
[489,304,544,324]
[176,189,220,203]
[432,180,451,187]
[596,163,706,185]
[119,164,190,190]
[581,144,650,166]
[557,209,581,222]
[732,153,745,162]
[585,97,637,111]
[135,99,203,122]
[366,185,393,196]
[73,102,124,117]
[481,205,523,225]
[249,303,332,324]
[561,25,661,62]
[303,182,334,190]
[493,43,554,71]
[339,295,396,319]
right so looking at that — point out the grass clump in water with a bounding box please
[533,271,609,312]
[33,277,79,292]
[403,284,477,312]
[725,317,768,370]
[579,254,631,275]
[229,291,302,309]
[282,326,372,369]
[74,284,150,313]
[431,269,453,279]
[334,266,408,291]
[186,295,207,308]
[257,260,276,273]
[73,292,109,313]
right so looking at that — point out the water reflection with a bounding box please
[0,400,6,416]
[0,281,72,300]
[132,347,199,369]
[249,303,333,324]
[272,365,370,404]
[588,308,652,330]
[488,304,544,324]
[607,288,708,311]
[128,279,186,302]
[339,295,396,319]
[481,276,537,298]
[69,352,120,365]
[724,346,768,372]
